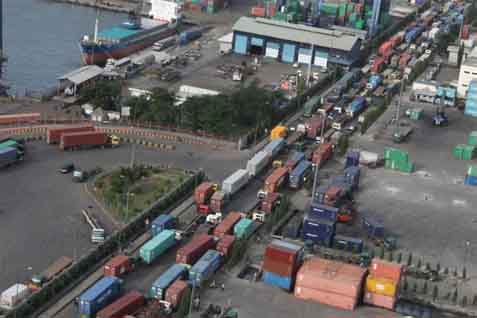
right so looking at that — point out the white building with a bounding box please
[458,49,477,98]
[148,0,183,22]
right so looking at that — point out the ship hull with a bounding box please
[80,27,175,65]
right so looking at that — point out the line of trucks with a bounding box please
[46,124,120,150]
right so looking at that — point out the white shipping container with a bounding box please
[0,284,30,309]
[246,151,270,176]
[360,150,379,164]
[222,169,250,195]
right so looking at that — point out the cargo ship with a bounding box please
[80,0,183,65]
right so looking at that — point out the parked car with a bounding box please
[59,163,75,174]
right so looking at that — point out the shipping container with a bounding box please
[216,234,235,257]
[210,190,227,213]
[264,167,289,193]
[306,116,326,140]
[312,143,333,167]
[189,250,222,287]
[361,216,385,239]
[96,291,145,318]
[176,234,216,265]
[378,41,393,57]
[222,169,250,196]
[179,29,202,46]
[151,214,175,236]
[139,230,176,264]
[263,138,285,158]
[284,151,305,171]
[59,131,108,151]
[213,212,242,237]
[262,270,294,291]
[78,277,122,318]
[289,160,312,189]
[295,285,358,310]
[104,255,132,277]
[246,151,270,176]
[0,284,30,309]
[233,218,255,239]
[332,235,363,253]
[370,258,403,282]
[366,276,398,297]
[264,239,303,265]
[47,124,95,144]
[310,203,338,222]
[0,113,41,125]
[363,291,396,310]
[260,192,281,214]
[194,182,216,205]
[151,264,188,299]
[165,280,189,309]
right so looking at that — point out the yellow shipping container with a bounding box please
[270,126,287,140]
[366,276,398,297]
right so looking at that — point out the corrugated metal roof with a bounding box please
[59,65,104,85]
[233,17,359,51]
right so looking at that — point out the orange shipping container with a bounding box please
[264,167,288,193]
[213,212,241,237]
[370,258,403,283]
[295,286,358,310]
[366,276,397,297]
[363,291,396,310]
[295,258,367,298]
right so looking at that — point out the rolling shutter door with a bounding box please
[314,50,328,68]
[234,34,248,54]
[251,37,264,47]
[298,48,312,64]
[281,43,296,63]
[265,42,279,58]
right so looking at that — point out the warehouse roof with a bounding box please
[233,17,360,51]
[59,65,104,85]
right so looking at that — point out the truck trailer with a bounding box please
[59,131,119,151]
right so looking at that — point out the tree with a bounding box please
[80,80,122,111]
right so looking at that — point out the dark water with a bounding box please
[3,0,126,94]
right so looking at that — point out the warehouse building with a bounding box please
[232,17,362,68]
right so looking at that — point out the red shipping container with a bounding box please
[371,57,385,74]
[60,131,108,150]
[104,255,132,277]
[251,6,266,17]
[260,192,280,214]
[363,291,396,310]
[370,259,403,283]
[0,113,41,125]
[264,167,288,193]
[194,182,216,205]
[295,258,367,299]
[263,258,295,277]
[306,116,326,139]
[210,190,226,213]
[47,124,94,144]
[264,243,299,265]
[96,291,145,318]
[176,234,216,265]
[324,186,341,202]
[165,280,189,309]
[213,212,241,237]
[295,285,358,310]
[216,234,235,257]
[312,143,332,165]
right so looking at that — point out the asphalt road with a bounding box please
[0,141,248,291]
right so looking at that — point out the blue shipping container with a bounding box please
[151,214,175,236]
[333,234,363,253]
[289,151,305,163]
[189,250,222,287]
[309,203,338,222]
[289,160,312,189]
[464,175,477,186]
[263,138,285,158]
[78,276,122,318]
[151,264,188,299]
[179,29,202,46]
[361,216,385,238]
[262,271,293,291]
[0,147,17,167]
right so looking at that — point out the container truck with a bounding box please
[59,131,119,151]
[0,112,40,125]
[346,96,367,118]
[253,193,281,222]
[139,229,176,264]
[258,167,288,199]
[194,182,217,214]
[165,280,189,309]
[216,234,235,258]
[213,212,242,237]
[103,255,132,277]
[222,169,250,196]
[150,264,188,300]
[0,139,25,156]
[30,256,73,289]
[303,94,322,118]
[47,124,94,144]
[189,250,222,287]
[151,214,175,236]
[263,138,285,158]
[96,291,145,318]
[246,151,270,176]
[284,151,305,171]
[289,160,312,189]
[233,218,255,239]
[367,75,382,91]
[209,190,228,213]
[0,284,30,309]
[0,147,21,168]
[176,234,216,265]
[78,276,122,318]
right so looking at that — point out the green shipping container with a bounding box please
[140,230,176,264]
[207,5,216,13]
[453,144,466,159]
[468,131,477,146]
[338,4,347,17]
[347,3,354,14]
[349,13,357,22]
[234,218,254,239]
[384,147,409,163]
[468,165,477,176]
[400,161,415,173]
[462,145,476,160]
[355,19,365,29]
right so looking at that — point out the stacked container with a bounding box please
[453,144,476,160]
[302,210,336,246]
[295,257,368,310]
[465,80,477,117]
[213,211,242,237]
[465,165,477,186]
[189,250,222,287]
[384,147,414,173]
[262,240,303,291]
[234,218,255,239]
[176,234,216,265]
[364,258,404,310]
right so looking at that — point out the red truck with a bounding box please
[260,192,281,214]
[312,143,333,168]
[103,255,132,277]
[263,167,288,194]
[47,124,94,144]
[194,182,217,214]
[59,131,119,151]
[213,211,242,237]
[176,234,216,265]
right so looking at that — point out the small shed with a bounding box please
[58,65,104,97]
[91,108,106,122]
[218,32,233,55]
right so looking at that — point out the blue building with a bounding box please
[232,17,362,68]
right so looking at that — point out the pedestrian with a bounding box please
[221,283,225,291]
